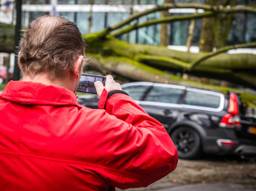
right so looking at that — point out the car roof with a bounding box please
[122,81,224,95]
[122,81,226,112]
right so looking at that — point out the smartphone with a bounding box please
[77,74,106,94]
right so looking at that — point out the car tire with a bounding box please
[171,126,201,159]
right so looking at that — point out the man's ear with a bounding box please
[74,55,84,78]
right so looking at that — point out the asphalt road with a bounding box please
[119,157,256,191]
[160,184,256,191]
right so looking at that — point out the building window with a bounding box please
[23,0,50,4]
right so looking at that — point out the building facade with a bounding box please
[1,0,256,48]
[19,0,256,49]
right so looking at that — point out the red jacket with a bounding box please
[0,81,178,191]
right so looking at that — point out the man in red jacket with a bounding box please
[0,16,178,191]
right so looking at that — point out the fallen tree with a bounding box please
[1,3,256,106]
[80,3,256,88]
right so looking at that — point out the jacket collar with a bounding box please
[0,80,79,106]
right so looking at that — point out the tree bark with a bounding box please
[84,35,256,87]
[186,16,196,52]
[160,0,174,46]
[199,0,215,52]
[87,0,94,33]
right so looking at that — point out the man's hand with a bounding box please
[94,75,122,97]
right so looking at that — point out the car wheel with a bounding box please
[171,126,201,159]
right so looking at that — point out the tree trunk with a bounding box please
[84,35,256,87]
[87,0,94,33]
[214,0,236,49]
[199,0,215,52]
[160,0,173,46]
[186,17,196,52]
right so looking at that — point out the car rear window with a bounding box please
[123,85,149,100]
[145,86,184,104]
[184,90,221,108]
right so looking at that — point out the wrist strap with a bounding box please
[107,90,128,99]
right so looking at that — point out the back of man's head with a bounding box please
[18,16,85,79]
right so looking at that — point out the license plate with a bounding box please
[248,127,256,135]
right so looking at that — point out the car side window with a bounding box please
[184,90,220,108]
[123,85,149,101]
[145,86,184,104]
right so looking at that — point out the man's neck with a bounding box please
[21,74,74,92]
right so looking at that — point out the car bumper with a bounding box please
[203,130,256,156]
[235,144,256,156]
[202,128,239,155]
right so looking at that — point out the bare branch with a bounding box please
[112,12,214,37]
[190,42,256,69]
[102,3,256,36]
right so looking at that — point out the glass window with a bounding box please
[91,12,105,32]
[137,13,160,45]
[145,86,184,104]
[123,85,149,100]
[174,0,205,3]
[184,90,221,108]
[107,12,129,27]
[246,13,256,42]
[58,0,75,4]
[29,12,49,23]
[77,12,90,34]
[23,0,50,4]
[59,12,75,22]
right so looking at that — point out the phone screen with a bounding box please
[77,74,105,94]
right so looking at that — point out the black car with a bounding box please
[78,82,256,159]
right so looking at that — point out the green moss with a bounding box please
[87,53,181,82]
[135,54,190,69]
[0,83,6,91]
[239,92,256,108]
[86,53,256,108]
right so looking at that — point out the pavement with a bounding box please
[159,184,256,191]
[120,158,256,191]
[120,183,256,191]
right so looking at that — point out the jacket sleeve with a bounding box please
[84,89,178,189]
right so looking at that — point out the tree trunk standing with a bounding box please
[104,0,109,29]
[214,0,236,49]
[200,0,236,51]
[160,0,173,46]
[186,15,196,52]
[88,0,94,33]
[199,0,215,52]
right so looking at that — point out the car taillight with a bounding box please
[228,93,239,115]
[220,114,240,128]
[220,93,240,128]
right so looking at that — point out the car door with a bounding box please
[140,84,185,127]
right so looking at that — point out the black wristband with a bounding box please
[107,90,129,99]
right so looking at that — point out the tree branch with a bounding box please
[190,42,256,69]
[102,3,256,36]
[112,12,214,37]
